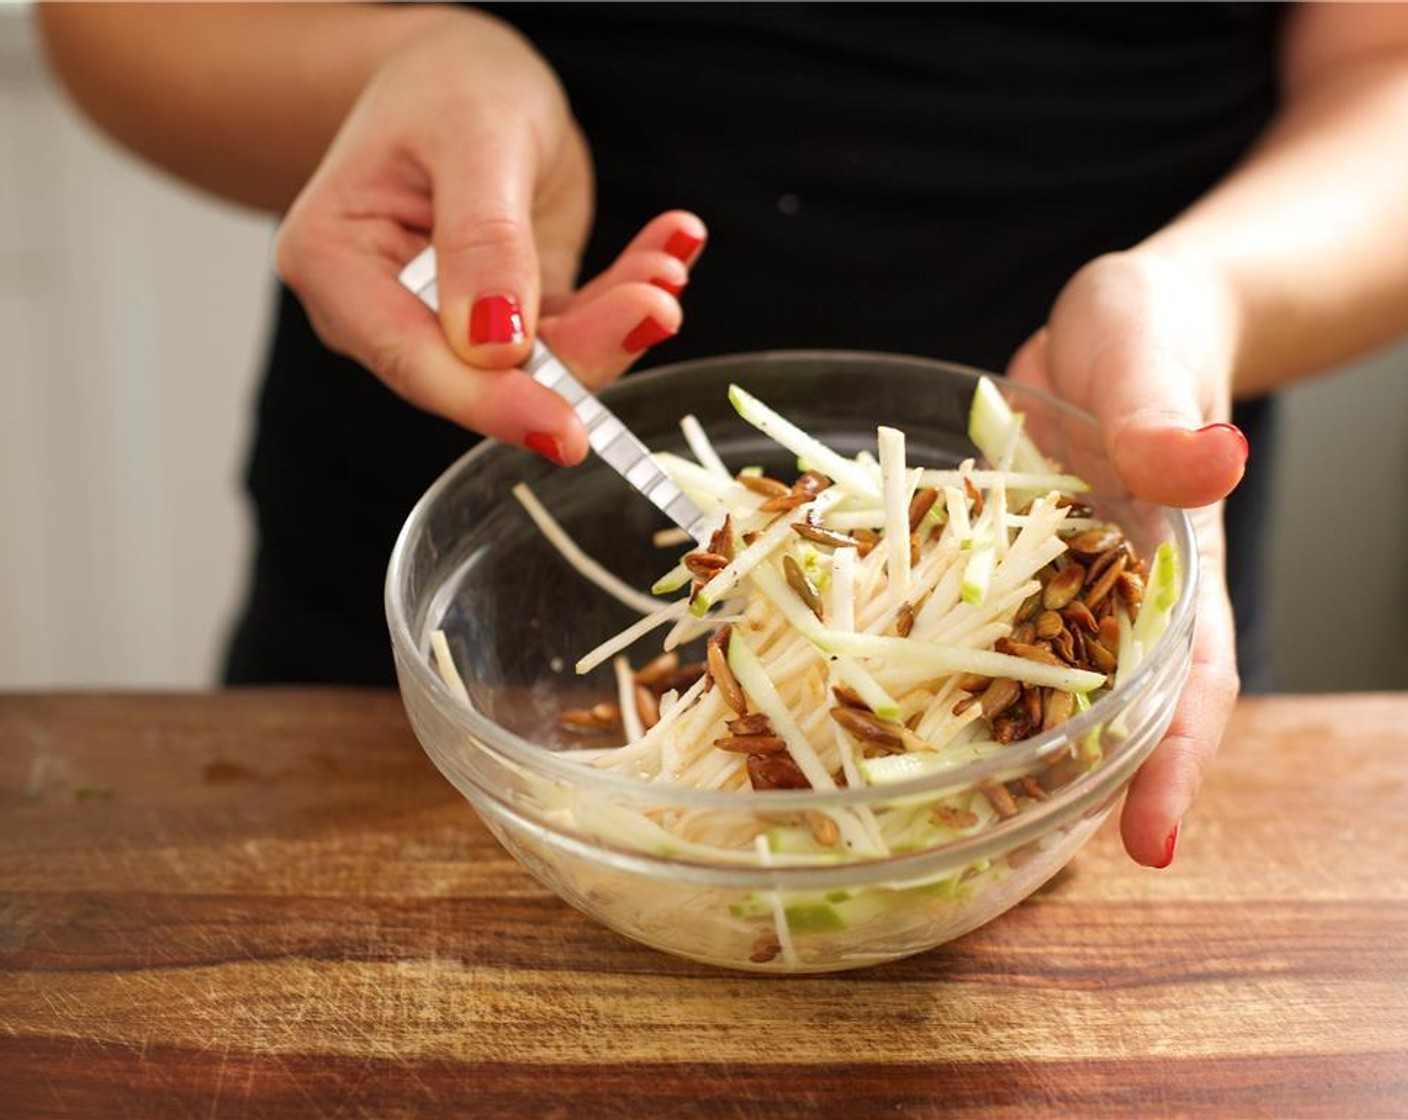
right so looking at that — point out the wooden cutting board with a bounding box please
[0,691,1405,1118]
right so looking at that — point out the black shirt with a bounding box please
[225,3,1284,686]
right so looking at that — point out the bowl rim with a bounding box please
[386,349,1199,814]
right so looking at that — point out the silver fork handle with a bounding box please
[397,247,713,544]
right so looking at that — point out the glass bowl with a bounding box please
[386,351,1197,972]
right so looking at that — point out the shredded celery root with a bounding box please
[431,379,1177,879]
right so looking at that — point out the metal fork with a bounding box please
[398,247,712,544]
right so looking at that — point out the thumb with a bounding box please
[1074,336,1248,511]
[1040,252,1250,510]
[431,135,540,370]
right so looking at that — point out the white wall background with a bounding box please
[0,9,272,687]
[2,8,1406,692]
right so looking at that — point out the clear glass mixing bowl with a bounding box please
[387,351,1197,972]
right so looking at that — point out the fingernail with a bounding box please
[1197,422,1249,464]
[1154,822,1180,869]
[524,431,569,467]
[623,316,674,354]
[651,276,686,297]
[663,229,704,265]
[469,294,525,346]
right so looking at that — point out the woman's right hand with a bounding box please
[274,10,704,465]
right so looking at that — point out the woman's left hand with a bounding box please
[1006,249,1249,867]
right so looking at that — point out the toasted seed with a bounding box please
[905,711,923,731]
[952,693,979,716]
[853,529,879,557]
[908,487,939,533]
[591,702,621,723]
[793,470,832,497]
[1042,563,1086,610]
[910,531,921,568]
[683,551,729,579]
[980,780,1019,819]
[706,629,748,715]
[931,804,979,829]
[747,753,811,790]
[714,734,788,754]
[830,684,871,711]
[634,684,660,730]
[1067,527,1124,557]
[979,677,1022,719]
[1116,569,1145,609]
[1040,752,1087,793]
[559,708,615,732]
[1042,689,1075,730]
[750,929,782,963]
[758,493,810,514]
[830,707,906,752]
[792,521,862,549]
[737,474,790,498]
[706,515,735,562]
[1055,495,1095,518]
[1052,626,1078,665]
[992,711,1033,744]
[1034,610,1065,640]
[1062,599,1098,635]
[1003,640,1066,667]
[1024,685,1043,726]
[633,651,680,689]
[964,476,985,518]
[659,661,707,694]
[806,811,840,848]
[1017,775,1048,802]
[742,531,760,546]
[1098,615,1121,654]
[1084,543,1127,586]
[895,601,915,638]
[727,712,775,736]
[1015,590,1045,624]
[783,554,825,619]
[957,672,992,693]
[1084,552,1128,611]
[1011,621,1036,645]
[1085,637,1116,675]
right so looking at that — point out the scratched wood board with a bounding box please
[0,691,1405,1118]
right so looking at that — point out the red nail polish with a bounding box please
[1154,822,1180,869]
[1198,422,1249,464]
[524,431,568,467]
[651,276,685,297]
[470,294,524,346]
[663,229,704,265]
[623,316,674,354]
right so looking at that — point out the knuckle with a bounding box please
[437,213,525,261]
[368,335,415,401]
[1217,668,1242,708]
[1163,731,1212,790]
[300,307,343,357]
[1197,650,1241,710]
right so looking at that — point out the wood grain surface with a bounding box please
[1,691,1405,1119]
